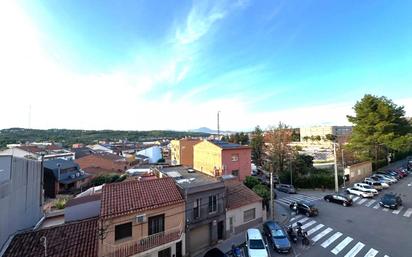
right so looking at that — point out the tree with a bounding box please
[250,126,264,165]
[244,176,260,189]
[228,132,249,145]
[347,94,412,168]
[265,122,295,174]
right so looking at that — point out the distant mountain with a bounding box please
[190,127,236,134]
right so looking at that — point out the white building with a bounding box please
[136,145,162,163]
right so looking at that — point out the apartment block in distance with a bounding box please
[170,138,201,167]
[300,125,352,144]
[99,177,185,257]
[193,140,251,181]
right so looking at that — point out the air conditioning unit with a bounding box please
[136,214,145,223]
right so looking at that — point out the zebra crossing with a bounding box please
[350,197,412,218]
[288,215,389,257]
[275,193,323,206]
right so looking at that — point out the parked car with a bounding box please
[362,180,383,190]
[276,184,297,194]
[289,201,318,217]
[379,193,402,210]
[377,171,401,180]
[246,229,269,257]
[204,248,228,257]
[324,194,353,207]
[365,178,389,189]
[262,221,291,253]
[371,174,397,184]
[353,183,379,195]
[346,187,374,198]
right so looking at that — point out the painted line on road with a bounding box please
[291,217,309,228]
[312,227,333,242]
[392,206,404,214]
[383,255,390,257]
[331,236,353,255]
[290,215,303,222]
[344,242,365,257]
[301,220,317,229]
[275,198,294,205]
[321,232,343,248]
[382,207,389,212]
[373,203,381,209]
[364,248,379,257]
[403,208,412,217]
[357,198,368,205]
[352,197,360,202]
[298,194,323,201]
[307,224,324,236]
[365,199,376,207]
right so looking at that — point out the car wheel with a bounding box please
[343,202,347,207]
[306,212,310,217]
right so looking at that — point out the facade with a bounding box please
[136,146,162,163]
[170,138,201,167]
[0,156,43,252]
[75,153,129,173]
[0,145,75,161]
[157,166,226,257]
[193,140,252,181]
[43,159,89,198]
[99,177,185,257]
[224,179,265,237]
[344,161,372,183]
[300,126,352,143]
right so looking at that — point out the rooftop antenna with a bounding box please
[40,236,47,257]
[217,111,221,139]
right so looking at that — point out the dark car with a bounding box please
[379,193,402,210]
[262,220,291,253]
[289,201,318,217]
[203,248,228,257]
[276,184,297,194]
[324,194,353,207]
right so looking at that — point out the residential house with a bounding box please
[87,144,114,154]
[43,159,89,198]
[193,140,252,181]
[99,177,185,257]
[75,152,129,175]
[224,177,265,237]
[2,217,98,257]
[0,156,43,252]
[0,144,75,161]
[136,145,162,163]
[71,146,95,159]
[65,194,102,222]
[170,138,201,167]
[157,166,226,256]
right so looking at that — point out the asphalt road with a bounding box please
[271,160,411,257]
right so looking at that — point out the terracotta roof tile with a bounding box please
[101,177,184,219]
[3,218,98,257]
[226,183,262,210]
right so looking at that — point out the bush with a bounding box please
[252,184,270,201]
[54,198,69,209]
[90,173,127,186]
[244,176,260,189]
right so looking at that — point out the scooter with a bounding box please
[231,244,241,257]
[286,226,298,243]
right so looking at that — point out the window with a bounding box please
[115,222,132,241]
[193,198,201,219]
[231,170,239,177]
[148,214,165,235]
[243,208,256,222]
[208,195,217,213]
[231,154,239,162]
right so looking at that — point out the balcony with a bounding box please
[102,226,183,257]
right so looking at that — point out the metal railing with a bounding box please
[103,225,183,257]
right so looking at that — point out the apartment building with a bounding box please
[170,138,201,167]
[300,125,352,143]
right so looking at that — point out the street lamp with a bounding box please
[333,142,339,193]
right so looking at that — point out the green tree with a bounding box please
[250,126,264,165]
[244,176,260,189]
[252,184,270,201]
[265,122,295,174]
[347,94,412,168]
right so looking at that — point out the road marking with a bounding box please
[331,236,353,255]
[383,255,390,257]
[307,224,324,235]
[373,203,381,209]
[403,208,412,217]
[312,227,333,242]
[364,248,379,257]
[301,220,316,229]
[357,198,368,205]
[292,217,309,228]
[382,207,389,212]
[365,199,376,207]
[352,197,360,202]
[392,206,404,214]
[321,232,343,248]
[344,242,365,257]
[290,215,303,222]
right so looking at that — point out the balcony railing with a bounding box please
[103,226,183,257]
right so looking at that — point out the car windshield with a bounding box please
[249,239,265,249]
[272,229,286,238]
[363,185,372,189]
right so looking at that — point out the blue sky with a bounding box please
[0,0,411,131]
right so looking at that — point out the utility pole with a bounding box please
[333,143,339,193]
[270,171,274,220]
[217,111,221,138]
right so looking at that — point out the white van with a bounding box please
[246,228,269,257]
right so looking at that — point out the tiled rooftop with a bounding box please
[3,218,98,257]
[100,177,184,219]
[226,181,262,210]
